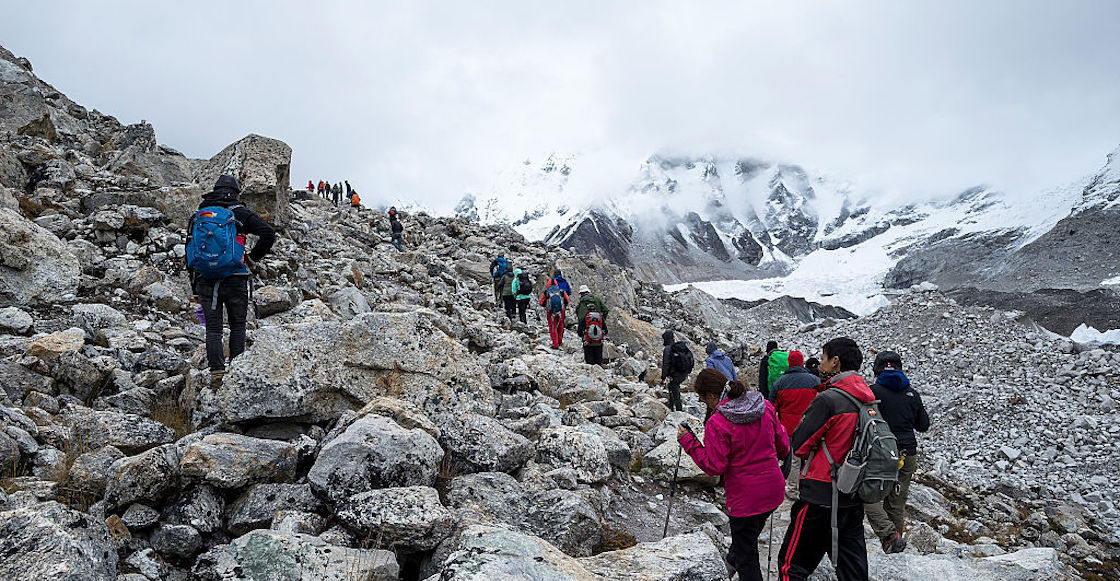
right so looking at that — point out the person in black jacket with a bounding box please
[864,350,930,554]
[388,207,404,250]
[188,175,276,387]
[661,330,692,412]
[758,340,778,395]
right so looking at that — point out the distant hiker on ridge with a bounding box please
[388,206,404,250]
[186,175,276,388]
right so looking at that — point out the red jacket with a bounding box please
[679,393,790,517]
[771,366,821,437]
[791,371,875,507]
[538,288,569,314]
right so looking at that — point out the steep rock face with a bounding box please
[195,134,292,226]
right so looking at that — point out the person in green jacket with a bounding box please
[511,268,534,324]
[575,285,609,364]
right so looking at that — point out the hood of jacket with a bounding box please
[828,371,876,403]
[662,330,675,346]
[717,391,766,425]
[204,174,241,203]
[876,369,911,391]
[709,349,727,359]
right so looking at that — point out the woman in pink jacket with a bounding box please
[678,368,790,581]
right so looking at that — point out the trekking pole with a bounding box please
[662,443,683,539]
[766,511,775,581]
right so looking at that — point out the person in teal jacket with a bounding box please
[511,268,534,324]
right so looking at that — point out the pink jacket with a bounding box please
[679,392,790,517]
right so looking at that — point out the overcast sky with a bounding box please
[3,1,1119,212]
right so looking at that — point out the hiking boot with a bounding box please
[210,370,225,388]
[881,531,906,553]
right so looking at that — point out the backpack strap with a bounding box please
[822,444,840,566]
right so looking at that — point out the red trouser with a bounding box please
[547,311,565,347]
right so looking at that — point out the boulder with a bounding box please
[161,485,225,534]
[179,433,299,489]
[524,489,604,557]
[327,286,370,320]
[0,208,80,306]
[198,310,493,425]
[580,531,727,581]
[70,303,127,338]
[67,445,126,495]
[337,486,456,552]
[865,547,1076,580]
[103,444,182,509]
[430,524,598,580]
[643,439,719,486]
[307,414,443,504]
[192,529,399,581]
[195,134,293,226]
[537,426,612,484]
[0,501,117,581]
[150,523,203,560]
[226,483,325,536]
[0,362,53,402]
[446,471,530,526]
[26,327,85,360]
[0,306,32,335]
[438,413,534,474]
[65,408,176,455]
[253,285,301,317]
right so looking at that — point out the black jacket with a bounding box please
[390,217,403,234]
[869,370,930,455]
[758,349,776,395]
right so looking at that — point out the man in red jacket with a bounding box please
[770,349,821,499]
[778,337,871,581]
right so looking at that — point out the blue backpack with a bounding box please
[545,285,565,314]
[493,257,508,278]
[186,206,245,280]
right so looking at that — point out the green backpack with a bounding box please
[766,350,790,392]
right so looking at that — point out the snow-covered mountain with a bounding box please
[455,147,1120,336]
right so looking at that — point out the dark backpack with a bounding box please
[186,206,244,280]
[493,257,508,278]
[545,285,565,314]
[516,272,532,296]
[584,312,604,345]
[670,341,695,375]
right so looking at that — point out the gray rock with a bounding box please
[643,439,719,486]
[0,306,33,335]
[179,433,299,489]
[525,489,604,557]
[192,529,399,581]
[446,471,530,526]
[70,303,127,337]
[430,524,598,580]
[103,444,182,509]
[162,485,224,534]
[328,286,370,320]
[65,408,176,455]
[338,486,456,552]
[307,414,443,504]
[0,363,54,401]
[580,531,727,581]
[124,548,168,580]
[253,285,301,317]
[226,483,325,536]
[121,503,160,529]
[864,547,1076,580]
[195,134,293,226]
[33,212,72,236]
[0,430,19,473]
[0,501,117,581]
[438,413,534,474]
[150,523,203,559]
[537,425,612,484]
[0,208,80,306]
[576,423,632,470]
[197,310,493,425]
[270,510,325,535]
[68,445,126,495]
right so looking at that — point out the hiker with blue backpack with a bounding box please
[539,278,569,349]
[186,175,276,388]
[489,253,509,303]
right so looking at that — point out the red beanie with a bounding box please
[788,350,804,368]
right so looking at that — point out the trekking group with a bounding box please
[676,337,931,581]
[308,178,361,208]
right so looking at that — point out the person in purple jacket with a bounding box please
[678,368,790,581]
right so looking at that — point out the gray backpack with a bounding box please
[820,387,901,564]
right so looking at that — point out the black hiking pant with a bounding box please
[197,276,249,372]
[666,373,686,411]
[502,295,517,320]
[583,344,603,365]
[516,298,530,323]
[729,511,772,581]
[777,500,868,581]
